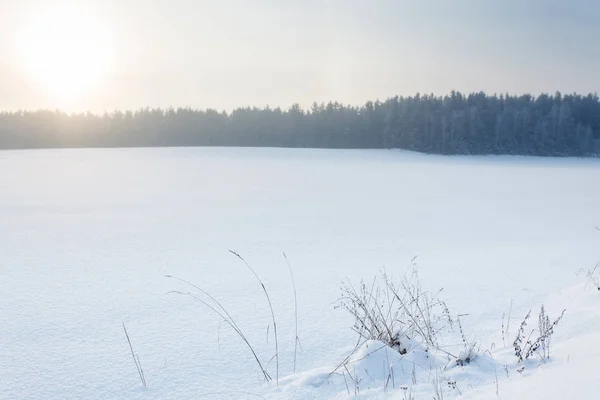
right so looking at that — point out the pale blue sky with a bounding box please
[1,0,599,112]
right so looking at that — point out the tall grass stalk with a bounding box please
[283,252,299,374]
[230,250,279,386]
[122,322,147,387]
[165,274,272,382]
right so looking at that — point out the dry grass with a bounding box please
[283,252,300,374]
[165,251,300,386]
[335,266,452,355]
[122,322,147,387]
[165,274,272,382]
[578,263,600,291]
[513,305,566,362]
[229,250,280,386]
[335,264,474,366]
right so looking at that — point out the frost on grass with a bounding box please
[577,262,600,291]
[164,256,571,399]
[335,265,479,368]
[513,305,566,363]
[321,264,570,398]
[288,339,444,396]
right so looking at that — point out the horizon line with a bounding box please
[3,90,600,115]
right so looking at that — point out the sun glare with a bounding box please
[17,6,114,104]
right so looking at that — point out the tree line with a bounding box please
[1,91,599,156]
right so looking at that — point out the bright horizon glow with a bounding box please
[1,0,600,113]
[16,5,114,106]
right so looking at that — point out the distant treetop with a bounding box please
[1,91,599,156]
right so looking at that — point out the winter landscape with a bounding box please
[2,147,599,399]
[3,1,600,399]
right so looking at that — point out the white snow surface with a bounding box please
[1,147,599,399]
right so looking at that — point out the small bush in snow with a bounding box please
[336,264,477,366]
[336,266,449,354]
[455,315,478,366]
[513,305,566,362]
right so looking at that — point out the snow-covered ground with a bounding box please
[1,147,598,399]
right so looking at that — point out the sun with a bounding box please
[17,6,114,103]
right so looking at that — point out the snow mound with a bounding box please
[268,282,600,399]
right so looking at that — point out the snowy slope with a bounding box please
[266,282,600,399]
[1,147,598,399]
[464,283,600,400]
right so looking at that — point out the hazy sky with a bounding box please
[1,0,600,112]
